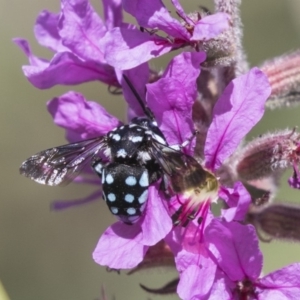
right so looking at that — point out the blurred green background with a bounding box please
[1,0,300,299]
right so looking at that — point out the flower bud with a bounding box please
[177,8,234,69]
[214,0,249,77]
[199,33,235,68]
[243,182,272,207]
[248,203,300,241]
[261,50,300,109]
[232,130,300,183]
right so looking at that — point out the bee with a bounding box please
[20,76,217,224]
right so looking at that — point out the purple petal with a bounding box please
[164,230,182,258]
[47,91,120,141]
[220,182,251,222]
[206,219,262,282]
[72,175,100,185]
[100,26,172,70]
[177,265,203,300]
[93,222,148,269]
[169,211,214,255]
[59,0,107,62]
[15,39,118,88]
[205,68,271,170]
[123,0,189,40]
[259,263,300,299]
[162,52,206,96]
[171,0,190,24]
[34,10,68,52]
[175,249,200,272]
[52,189,101,210]
[177,257,217,300]
[259,290,300,300]
[147,78,194,145]
[288,176,300,189]
[209,270,234,300]
[288,166,300,189]
[191,13,230,41]
[13,38,49,68]
[102,0,123,30]
[30,52,115,88]
[146,52,204,146]
[141,186,172,246]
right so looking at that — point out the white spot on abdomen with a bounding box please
[124,194,135,203]
[139,171,149,187]
[125,176,137,186]
[106,174,114,184]
[138,190,148,204]
[127,207,136,215]
[107,193,116,202]
[110,207,119,214]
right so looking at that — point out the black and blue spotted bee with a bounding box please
[20,76,215,224]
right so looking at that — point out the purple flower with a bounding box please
[146,51,206,146]
[207,220,300,300]
[16,0,300,299]
[47,90,173,268]
[93,186,172,269]
[93,51,205,269]
[288,166,300,189]
[205,68,271,220]
[46,51,205,269]
[48,91,121,142]
[177,219,300,299]
[176,250,218,300]
[168,68,270,244]
[163,68,271,298]
[100,0,229,70]
[14,0,122,89]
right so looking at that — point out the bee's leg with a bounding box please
[159,174,173,199]
[170,130,199,150]
[91,157,107,178]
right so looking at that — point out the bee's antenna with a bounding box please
[122,75,154,119]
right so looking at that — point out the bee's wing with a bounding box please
[20,137,106,186]
[149,140,203,176]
